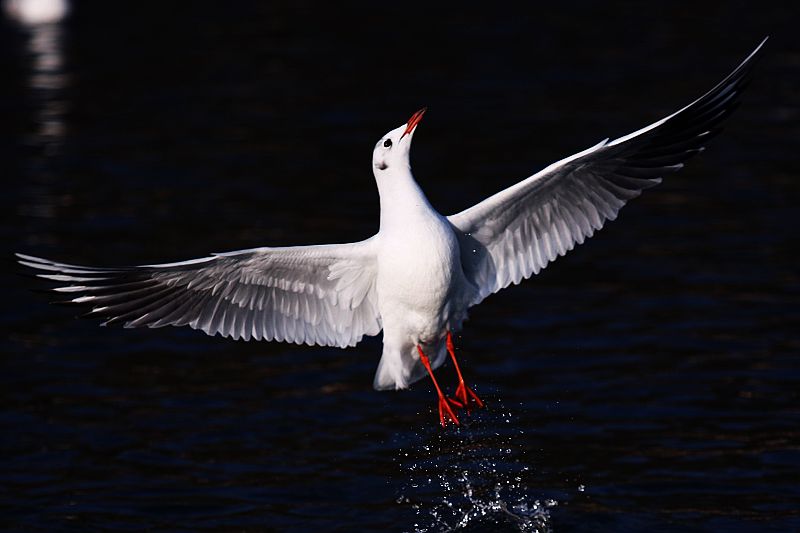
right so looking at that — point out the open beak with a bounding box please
[400,107,426,139]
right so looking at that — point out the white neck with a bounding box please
[375,166,436,232]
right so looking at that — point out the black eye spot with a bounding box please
[383,139,392,148]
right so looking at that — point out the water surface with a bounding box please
[2,2,798,531]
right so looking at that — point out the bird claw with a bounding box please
[438,394,460,427]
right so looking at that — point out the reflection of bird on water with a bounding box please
[17,39,766,426]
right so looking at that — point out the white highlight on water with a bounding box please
[395,400,556,532]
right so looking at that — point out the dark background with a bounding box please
[2,1,798,531]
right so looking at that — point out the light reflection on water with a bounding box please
[6,0,70,235]
[396,403,556,532]
[4,0,70,148]
[27,22,68,145]
[4,0,67,25]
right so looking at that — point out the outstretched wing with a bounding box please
[17,238,381,348]
[449,39,766,306]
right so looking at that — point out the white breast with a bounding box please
[376,212,464,341]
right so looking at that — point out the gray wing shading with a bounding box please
[17,238,381,347]
[448,38,766,306]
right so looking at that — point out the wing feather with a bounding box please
[449,39,766,305]
[17,238,381,348]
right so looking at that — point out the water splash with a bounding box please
[395,401,556,532]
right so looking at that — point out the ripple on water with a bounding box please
[394,400,556,532]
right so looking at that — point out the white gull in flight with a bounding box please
[17,39,766,426]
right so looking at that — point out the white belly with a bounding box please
[372,215,471,390]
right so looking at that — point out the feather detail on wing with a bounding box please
[448,38,766,306]
[17,238,382,347]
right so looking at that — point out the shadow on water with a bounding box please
[395,401,557,533]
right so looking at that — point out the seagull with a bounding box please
[17,40,765,426]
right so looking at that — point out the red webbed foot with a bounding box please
[438,394,460,427]
[418,344,461,427]
[445,332,485,413]
[453,380,484,411]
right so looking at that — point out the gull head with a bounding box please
[372,108,426,174]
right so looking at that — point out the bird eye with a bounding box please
[383,139,392,148]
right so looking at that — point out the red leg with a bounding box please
[417,345,460,427]
[446,332,484,411]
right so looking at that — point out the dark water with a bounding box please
[2,1,799,531]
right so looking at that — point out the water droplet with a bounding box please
[394,399,553,532]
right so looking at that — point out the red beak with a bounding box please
[401,107,427,139]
